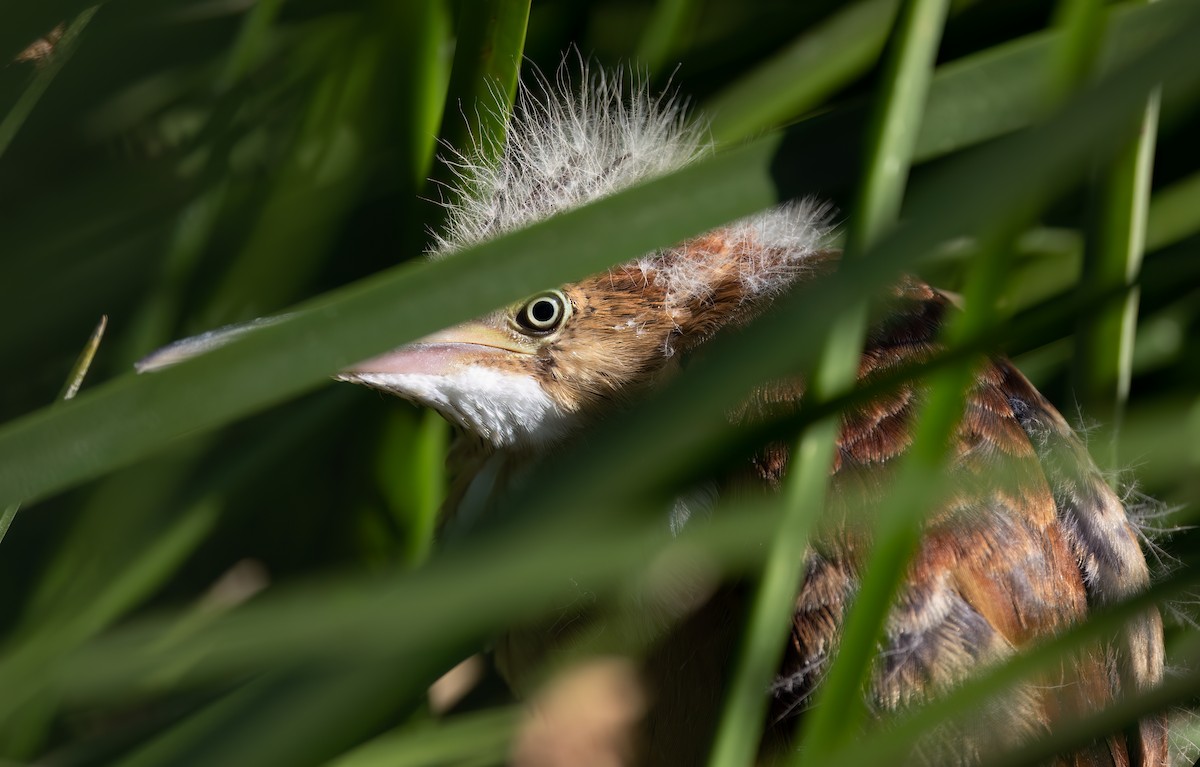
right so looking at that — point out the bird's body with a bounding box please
[339,71,1169,765]
[145,68,1169,765]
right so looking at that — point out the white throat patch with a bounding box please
[341,366,571,449]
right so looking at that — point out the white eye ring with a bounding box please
[515,290,570,333]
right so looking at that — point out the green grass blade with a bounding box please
[703,0,1176,153]
[1074,90,1160,455]
[781,0,952,757]
[425,0,527,245]
[437,0,529,169]
[710,0,951,760]
[1146,169,1200,250]
[696,1,1183,202]
[47,677,447,767]
[635,0,699,73]
[327,709,519,767]
[394,0,453,193]
[376,409,449,567]
[704,0,899,145]
[1047,0,1104,103]
[0,502,769,715]
[704,416,839,767]
[56,315,107,401]
[111,664,427,767]
[0,494,25,554]
[215,0,286,93]
[0,315,105,546]
[914,0,1176,161]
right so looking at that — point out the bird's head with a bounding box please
[137,67,833,452]
[339,220,829,450]
[339,68,832,450]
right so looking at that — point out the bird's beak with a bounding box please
[340,318,567,449]
[343,320,535,377]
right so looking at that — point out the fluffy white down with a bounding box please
[434,63,835,307]
[433,66,708,253]
[346,367,572,449]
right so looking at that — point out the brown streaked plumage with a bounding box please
[342,257,1168,766]
[765,283,1167,766]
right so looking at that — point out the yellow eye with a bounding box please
[515,290,570,333]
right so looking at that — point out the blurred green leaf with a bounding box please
[704,0,899,145]
[635,0,699,73]
[0,314,105,547]
[375,409,448,566]
[1146,169,1200,250]
[438,0,528,166]
[328,708,519,767]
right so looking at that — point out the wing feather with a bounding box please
[766,285,1167,766]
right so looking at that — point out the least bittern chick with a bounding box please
[139,68,1169,767]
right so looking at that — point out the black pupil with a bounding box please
[530,299,557,324]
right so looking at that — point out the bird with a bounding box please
[141,68,1170,766]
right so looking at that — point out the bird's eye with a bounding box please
[515,290,570,333]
